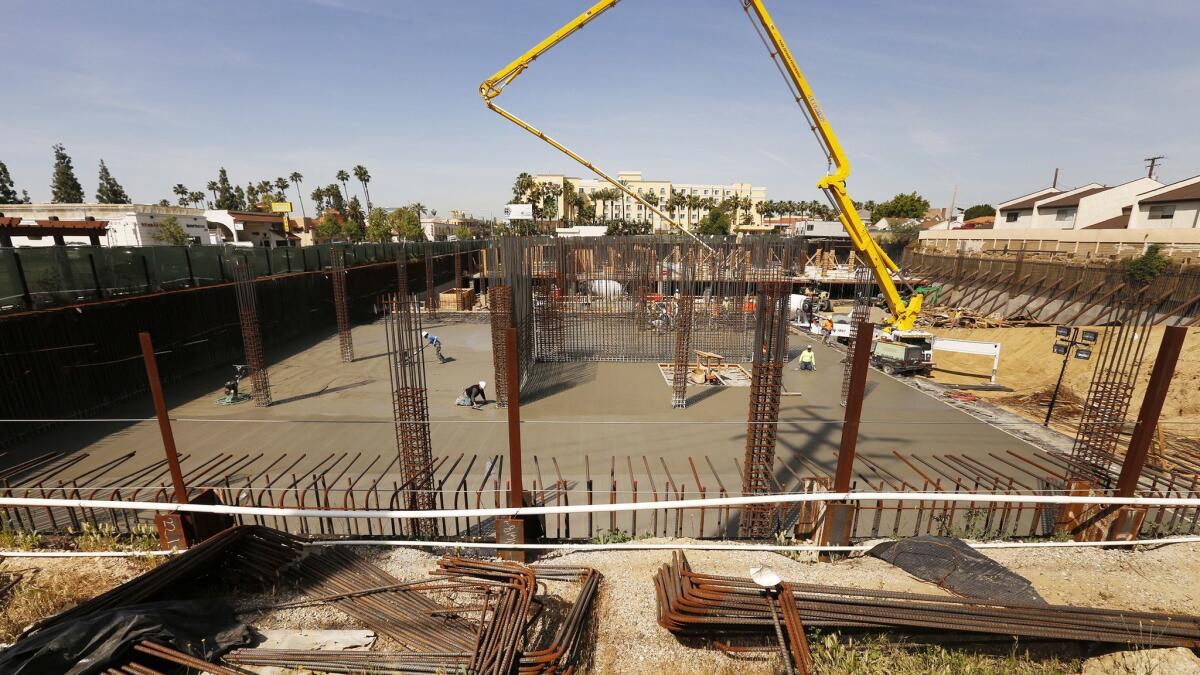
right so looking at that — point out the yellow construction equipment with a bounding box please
[479,0,924,331]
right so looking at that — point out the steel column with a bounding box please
[1115,326,1187,496]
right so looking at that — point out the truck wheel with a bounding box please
[882,364,897,376]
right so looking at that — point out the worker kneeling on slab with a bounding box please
[795,346,816,372]
[456,381,487,409]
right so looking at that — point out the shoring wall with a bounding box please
[0,246,465,448]
[905,249,1200,327]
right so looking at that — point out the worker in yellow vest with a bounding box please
[795,346,816,372]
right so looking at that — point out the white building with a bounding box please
[0,203,212,246]
[205,210,293,247]
[1128,176,1200,230]
[533,171,768,233]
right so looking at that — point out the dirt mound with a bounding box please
[924,326,1200,438]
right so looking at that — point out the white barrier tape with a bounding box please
[0,550,177,558]
[4,535,1200,558]
[2,491,1200,520]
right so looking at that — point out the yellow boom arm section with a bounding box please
[479,0,710,250]
[479,0,923,328]
[740,0,921,330]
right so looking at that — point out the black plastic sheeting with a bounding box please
[868,535,1047,605]
[0,600,252,675]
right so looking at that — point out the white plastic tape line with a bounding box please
[1,491,1200,520]
[5,534,1200,558]
[0,550,177,558]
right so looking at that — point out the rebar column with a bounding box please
[424,246,437,317]
[671,250,696,409]
[1068,291,1156,486]
[232,258,271,407]
[489,284,513,408]
[453,241,463,293]
[331,248,354,363]
[382,292,436,537]
[739,279,790,538]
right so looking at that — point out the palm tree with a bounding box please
[189,191,205,209]
[289,172,306,218]
[684,194,702,227]
[173,183,189,207]
[274,177,290,201]
[336,170,351,202]
[206,180,218,207]
[409,202,427,218]
[352,165,372,211]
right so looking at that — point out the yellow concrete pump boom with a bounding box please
[479,0,924,330]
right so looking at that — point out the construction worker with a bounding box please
[457,381,487,409]
[796,346,816,372]
[821,318,834,345]
[422,331,446,363]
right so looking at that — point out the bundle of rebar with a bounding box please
[231,257,271,406]
[331,247,355,363]
[24,525,301,637]
[655,551,1200,649]
[235,552,602,674]
[382,292,436,536]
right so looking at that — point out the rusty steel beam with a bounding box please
[1116,326,1187,497]
[1043,279,1105,323]
[834,321,873,493]
[424,246,437,317]
[331,247,354,363]
[505,327,525,508]
[138,332,187,506]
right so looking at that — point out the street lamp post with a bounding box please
[1043,325,1097,427]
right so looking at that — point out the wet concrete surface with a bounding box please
[4,319,1045,537]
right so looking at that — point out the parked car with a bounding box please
[871,341,932,376]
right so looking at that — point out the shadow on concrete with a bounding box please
[522,362,599,403]
[273,379,373,406]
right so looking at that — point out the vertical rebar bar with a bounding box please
[739,251,790,538]
[331,248,354,363]
[382,292,436,537]
[671,247,695,409]
[489,285,513,409]
[232,257,271,407]
[424,246,437,317]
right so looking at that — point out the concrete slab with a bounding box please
[5,318,1044,539]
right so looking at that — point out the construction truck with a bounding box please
[479,0,927,332]
[871,341,933,377]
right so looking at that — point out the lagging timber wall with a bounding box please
[0,253,461,448]
[905,249,1200,327]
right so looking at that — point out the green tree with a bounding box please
[874,192,931,220]
[452,224,472,240]
[0,160,19,203]
[289,172,306,218]
[390,207,425,241]
[336,169,351,202]
[315,211,342,241]
[214,168,239,210]
[189,191,205,208]
[604,219,651,236]
[153,215,191,246]
[353,165,372,211]
[157,199,170,207]
[696,209,731,236]
[346,196,366,238]
[366,207,393,242]
[173,183,190,207]
[1122,244,1171,286]
[20,190,31,204]
[206,180,218,205]
[508,173,562,221]
[233,185,247,210]
[50,143,84,203]
[886,221,923,247]
[963,204,996,220]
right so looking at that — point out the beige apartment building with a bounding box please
[533,171,768,233]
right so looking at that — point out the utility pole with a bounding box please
[1144,155,1165,180]
[1051,168,1059,189]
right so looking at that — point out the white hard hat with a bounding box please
[422,331,429,337]
[479,381,487,389]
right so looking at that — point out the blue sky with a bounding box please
[3,0,1198,217]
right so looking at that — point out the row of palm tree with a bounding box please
[169,165,374,219]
